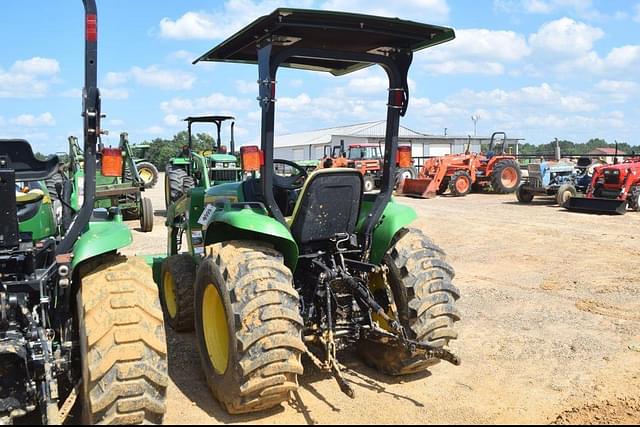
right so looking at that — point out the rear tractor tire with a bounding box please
[194,241,305,414]
[555,183,577,207]
[358,228,460,375]
[77,254,168,424]
[136,161,159,189]
[165,166,195,208]
[448,171,472,197]
[491,159,521,194]
[160,254,197,332]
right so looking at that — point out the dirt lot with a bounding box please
[123,174,640,424]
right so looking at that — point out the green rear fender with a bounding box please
[358,198,418,264]
[71,217,132,269]
[204,208,299,271]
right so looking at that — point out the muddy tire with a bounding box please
[139,197,153,232]
[77,254,168,424]
[165,166,194,208]
[358,228,460,376]
[136,161,159,189]
[516,184,535,203]
[194,241,304,414]
[491,159,521,193]
[160,254,197,332]
[556,183,577,207]
[449,171,472,197]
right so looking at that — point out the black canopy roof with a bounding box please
[194,8,455,76]
[184,116,235,123]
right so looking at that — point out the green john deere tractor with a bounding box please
[130,143,160,189]
[67,132,154,232]
[0,1,167,424]
[164,115,243,208]
[160,8,461,415]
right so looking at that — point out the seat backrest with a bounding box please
[0,139,59,181]
[289,169,363,246]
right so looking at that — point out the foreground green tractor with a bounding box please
[165,115,242,208]
[130,143,160,189]
[67,132,154,232]
[161,8,460,415]
[0,2,167,424]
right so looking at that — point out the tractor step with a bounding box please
[564,196,627,215]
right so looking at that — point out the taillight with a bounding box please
[86,14,97,42]
[240,146,263,172]
[397,145,412,168]
[102,148,123,177]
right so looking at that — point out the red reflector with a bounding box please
[86,14,97,42]
[394,90,403,107]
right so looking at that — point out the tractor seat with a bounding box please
[16,187,48,223]
[288,169,363,248]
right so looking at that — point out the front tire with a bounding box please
[77,255,168,424]
[136,161,159,189]
[556,183,577,206]
[358,228,460,375]
[363,175,376,192]
[139,197,154,232]
[160,254,197,332]
[516,184,535,203]
[194,241,305,414]
[449,171,472,197]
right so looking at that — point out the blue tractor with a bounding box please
[516,157,592,205]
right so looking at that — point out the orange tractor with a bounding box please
[397,132,521,198]
[320,142,416,191]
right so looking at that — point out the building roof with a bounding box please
[274,120,523,148]
[274,121,428,148]
[589,147,626,155]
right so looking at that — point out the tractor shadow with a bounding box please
[167,331,430,424]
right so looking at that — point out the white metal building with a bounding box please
[273,120,522,160]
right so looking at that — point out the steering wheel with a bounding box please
[273,159,308,190]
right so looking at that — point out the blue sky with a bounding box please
[1,0,639,153]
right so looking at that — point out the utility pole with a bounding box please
[471,115,479,137]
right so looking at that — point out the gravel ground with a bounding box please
[122,173,640,425]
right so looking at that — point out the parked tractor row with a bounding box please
[1,5,463,424]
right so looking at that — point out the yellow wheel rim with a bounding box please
[138,167,153,183]
[202,284,229,375]
[163,271,178,319]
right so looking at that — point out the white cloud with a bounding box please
[10,112,56,127]
[635,4,640,23]
[0,57,60,98]
[320,0,450,22]
[160,93,250,118]
[101,88,130,100]
[11,57,60,75]
[235,80,256,94]
[494,0,609,20]
[596,80,640,102]
[529,18,603,57]
[420,28,530,75]
[453,83,598,113]
[145,126,166,135]
[105,66,195,91]
[159,0,314,40]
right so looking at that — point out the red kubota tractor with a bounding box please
[320,142,416,191]
[397,132,521,198]
[565,157,640,215]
